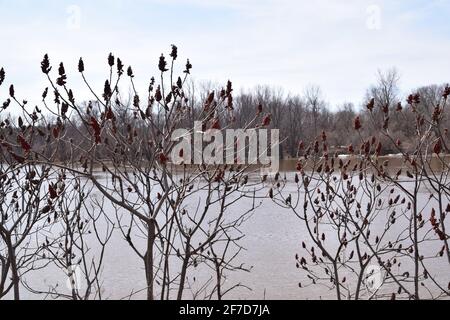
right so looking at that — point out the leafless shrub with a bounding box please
[271,85,450,299]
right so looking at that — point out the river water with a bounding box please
[11,171,450,300]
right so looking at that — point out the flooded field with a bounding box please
[15,168,450,300]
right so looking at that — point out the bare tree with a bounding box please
[271,85,450,300]
[35,47,264,300]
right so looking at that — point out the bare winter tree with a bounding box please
[21,172,114,300]
[304,85,326,140]
[270,84,450,300]
[34,47,266,300]
[0,71,62,299]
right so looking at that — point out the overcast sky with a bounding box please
[1,0,449,110]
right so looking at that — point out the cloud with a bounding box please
[0,0,449,113]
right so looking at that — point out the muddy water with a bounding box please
[279,154,450,172]
[15,171,450,300]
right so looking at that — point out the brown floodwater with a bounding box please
[13,169,449,300]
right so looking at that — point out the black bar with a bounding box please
[0,300,446,320]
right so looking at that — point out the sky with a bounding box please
[0,0,449,110]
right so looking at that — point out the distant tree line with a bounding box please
[3,68,448,161]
